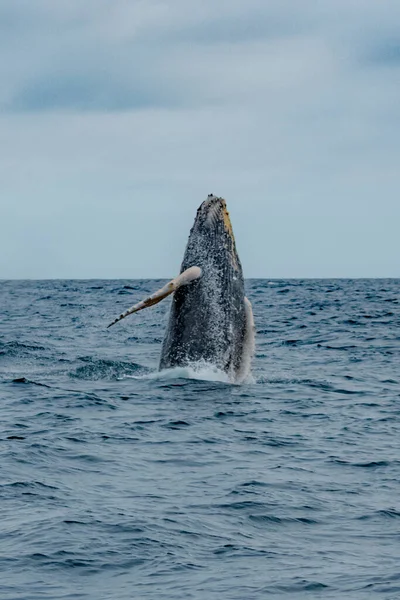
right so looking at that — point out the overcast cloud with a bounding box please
[1,0,399,278]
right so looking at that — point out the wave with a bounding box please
[70,357,148,380]
[0,341,47,357]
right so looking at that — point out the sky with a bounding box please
[1,0,399,279]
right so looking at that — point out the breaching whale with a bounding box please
[107,195,254,382]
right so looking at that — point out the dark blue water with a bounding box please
[1,279,399,599]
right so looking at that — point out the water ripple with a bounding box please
[0,278,399,599]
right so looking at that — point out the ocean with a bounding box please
[1,278,399,599]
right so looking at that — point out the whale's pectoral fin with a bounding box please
[235,297,255,383]
[107,266,202,329]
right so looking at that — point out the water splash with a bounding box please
[125,361,234,384]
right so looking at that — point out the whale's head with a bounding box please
[180,194,242,277]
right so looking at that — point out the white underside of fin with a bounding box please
[107,266,201,328]
[235,296,255,383]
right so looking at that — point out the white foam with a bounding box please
[124,361,234,384]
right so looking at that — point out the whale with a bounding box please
[107,195,254,382]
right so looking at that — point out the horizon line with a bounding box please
[1,276,399,282]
